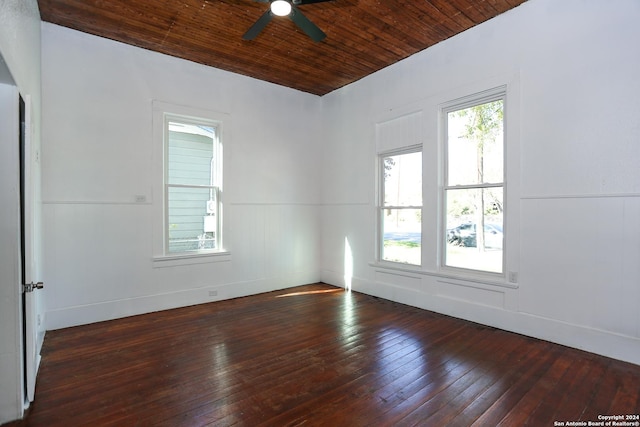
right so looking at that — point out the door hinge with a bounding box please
[23,282,44,293]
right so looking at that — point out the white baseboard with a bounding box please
[46,272,320,330]
[321,269,640,366]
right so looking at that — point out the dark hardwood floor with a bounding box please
[7,283,640,426]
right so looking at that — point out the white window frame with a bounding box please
[377,145,423,267]
[440,87,506,277]
[152,101,230,266]
[164,114,222,255]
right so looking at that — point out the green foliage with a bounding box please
[455,100,504,147]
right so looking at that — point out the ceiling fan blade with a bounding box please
[289,7,326,42]
[243,10,273,40]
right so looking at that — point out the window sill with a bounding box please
[368,261,519,289]
[153,251,231,268]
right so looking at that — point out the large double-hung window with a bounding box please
[164,114,223,254]
[443,90,505,274]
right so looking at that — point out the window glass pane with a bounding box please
[382,208,421,265]
[168,186,217,253]
[447,100,503,186]
[168,121,215,186]
[383,151,422,207]
[445,188,503,273]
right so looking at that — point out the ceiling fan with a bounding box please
[243,0,334,42]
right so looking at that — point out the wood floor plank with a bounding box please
[446,335,551,426]
[495,352,573,426]
[579,360,620,422]
[393,329,535,426]
[6,283,640,427]
[607,362,640,416]
[524,351,594,425]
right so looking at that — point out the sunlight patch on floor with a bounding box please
[276,289,343,298]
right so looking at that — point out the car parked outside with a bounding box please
[447,222,503,249]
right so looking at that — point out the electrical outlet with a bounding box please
[134,195,147,203]
[508,271,518,283]
[37,314,42,327]
[208,290,218,297]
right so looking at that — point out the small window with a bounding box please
[443,92,504,274]
[164,115,222,254]
[379,148,422,265]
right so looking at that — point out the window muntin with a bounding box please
[443,96,504,274]
[165,117,222,254]
[379,149,422,266]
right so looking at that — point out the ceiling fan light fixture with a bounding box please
[271,0,292,16]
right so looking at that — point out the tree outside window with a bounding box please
[444,97,504,273]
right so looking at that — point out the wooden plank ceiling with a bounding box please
[37,0,527,96]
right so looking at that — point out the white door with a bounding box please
[20,94,41,402]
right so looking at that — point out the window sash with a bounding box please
[164,184,220,254]
[442,92,505,189]
[445,182,503,191]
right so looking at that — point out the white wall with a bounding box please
[320,0,640,365]
[41,23,322,329]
